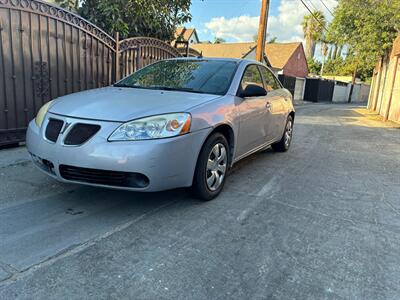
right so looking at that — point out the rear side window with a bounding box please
[240,65,264,91]
[259,66,281,91]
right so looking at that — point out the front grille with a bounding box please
[45,119,64,142]
[64,123,100,146]
[59,165,150,188]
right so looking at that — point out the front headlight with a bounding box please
[109,113,191,141]
[35,100,54,128]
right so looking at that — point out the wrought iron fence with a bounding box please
[117,37,182,80]
[0,0,183,146]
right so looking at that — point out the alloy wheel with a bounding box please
[284,120,293,148]
[206,143,227,191]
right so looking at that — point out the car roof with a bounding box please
[167,57,262,65]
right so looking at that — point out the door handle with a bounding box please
[266,102,271,110]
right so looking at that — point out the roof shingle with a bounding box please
[191,42,303,70]
[191,42,255,59]
[174,27,196,42]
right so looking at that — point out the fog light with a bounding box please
[126,173,150,188]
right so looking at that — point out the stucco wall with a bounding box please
[368,35,400,123]
[294,78,305,101]
[332,83,349,102]
[351,84,371,103]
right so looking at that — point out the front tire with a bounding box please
[272,116,293,152]
[192,133,230,201]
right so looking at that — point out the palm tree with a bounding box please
[213,37,226,44]
[302,11,326,59]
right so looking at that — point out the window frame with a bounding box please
[258,65,283,91]
[236,64,266,97]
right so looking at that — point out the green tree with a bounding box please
[213,37,226,44]
[302,11,326,59]
[328,0,400,80]
[253,34,277,43]
[79,0,192,40]
[54,0,79,11]
[307,57,322,75]
[323,57,345,75]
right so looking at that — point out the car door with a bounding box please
[259,66,288,142]
[235,65,269,158]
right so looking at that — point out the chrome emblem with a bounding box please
[61,122,72,134]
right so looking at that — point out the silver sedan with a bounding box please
[26,58,295,200]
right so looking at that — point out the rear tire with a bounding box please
[272,116,293,152]
[192,133,230,201]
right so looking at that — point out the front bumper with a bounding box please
[26,113,210,192]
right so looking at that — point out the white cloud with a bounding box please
[205,15,259,42]
[203,0,337,43]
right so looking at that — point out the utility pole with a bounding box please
[320,43,328,76]
[348,62,358,103]
[256,0,270,62]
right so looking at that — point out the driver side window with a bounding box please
[241,65,264,91]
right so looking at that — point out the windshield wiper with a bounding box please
[114,84,154,90]
[114,83,134,88]
[115,84,207,94]
[149,86,206,94]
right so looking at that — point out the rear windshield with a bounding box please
[114,60,238,95]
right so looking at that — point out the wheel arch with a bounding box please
[191,123,236,190]
[207,124,235,165]
[193,123,236,183]
[289,110,295,121]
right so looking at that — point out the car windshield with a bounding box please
[114,59,238,95]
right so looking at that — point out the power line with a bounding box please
[299,0,329,32]
[318,0,334,16]
[305,0,318,12]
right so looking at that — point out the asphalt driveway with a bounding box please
[0,103,399,299]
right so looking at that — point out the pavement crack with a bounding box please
[0,261,18,274]
[0,261,17,282]
[380,192,400,216]
[271,198,358,226]
[0,160,31,170]
[0,198,180,287]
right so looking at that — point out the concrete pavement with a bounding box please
[0,103,399,299]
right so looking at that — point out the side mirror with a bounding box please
[239,84,267,98]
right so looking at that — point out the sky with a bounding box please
[185,0,337,45]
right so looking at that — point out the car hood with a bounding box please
[49,87,220,122]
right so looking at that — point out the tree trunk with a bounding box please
[310,40,316,58]
[305,38,316,59]
[328,45,333,61]
[332,44,338,59]
[348,63,358,103]
[305,36,315,59]
[337,45,343,58]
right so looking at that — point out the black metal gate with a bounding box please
[278,74,296,97]
[303,78,335,102]
[0,0,182,146]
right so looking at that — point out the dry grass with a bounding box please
[351,108,400,129]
